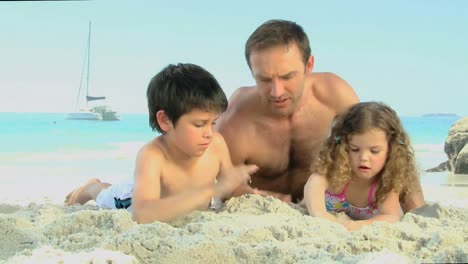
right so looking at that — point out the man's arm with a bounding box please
[131,145,217,224]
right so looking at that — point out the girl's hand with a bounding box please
[344,220,362,231]
[335,212,352,225]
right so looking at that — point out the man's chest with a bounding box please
[246,115,332,173]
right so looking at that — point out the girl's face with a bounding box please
[348,128,389,181]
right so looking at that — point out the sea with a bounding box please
[0,112,466,206]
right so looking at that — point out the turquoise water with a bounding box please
[0,112,460,153]
[0,112,463,204]
[0,112,156,153]
[401,116,459,145]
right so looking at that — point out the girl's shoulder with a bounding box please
[306,173,331,193]
[326,182,348,195]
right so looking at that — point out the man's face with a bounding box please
[169,109,219,157]
[249,43,312,116]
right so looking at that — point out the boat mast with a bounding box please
[86,21,91,107]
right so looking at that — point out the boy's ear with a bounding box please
[156,110,173,132]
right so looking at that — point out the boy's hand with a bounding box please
[215,164,258,198]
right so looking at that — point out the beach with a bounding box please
[1,154,468,264]
[1,113,467,263]
[2,0,468,262]
[1,193,467,264]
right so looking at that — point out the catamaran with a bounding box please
[66,21,120,121]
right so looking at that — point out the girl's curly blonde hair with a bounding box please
[312,102,419,207]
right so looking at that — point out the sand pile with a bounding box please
[1,195,467,263]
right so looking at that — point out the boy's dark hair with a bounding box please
[245,19,311,69]
[147,63,228,133]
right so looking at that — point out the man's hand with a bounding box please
[228,184,292,202]
[252,189,292,202]
[215,164,258,198]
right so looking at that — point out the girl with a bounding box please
[304,102,419,231]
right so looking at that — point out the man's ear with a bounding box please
[306,55,315,73]
[156,110,172,132]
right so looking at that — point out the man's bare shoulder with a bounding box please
[308,72,359,115]
[206,132,228,154]
[216,86,258,161]
[218,86,258,129]
[225,86,257,115]
[309,72,356,101]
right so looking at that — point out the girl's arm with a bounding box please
[304,173,341,223]
[345,190,401,231]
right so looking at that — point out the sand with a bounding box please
[1,194,467,264]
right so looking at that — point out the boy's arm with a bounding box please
[131,146,217,224]
[345,190,401,231]
[303,173,340,222]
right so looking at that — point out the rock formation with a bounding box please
[444,117,468,174]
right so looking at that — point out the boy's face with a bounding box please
[170,109,219,157]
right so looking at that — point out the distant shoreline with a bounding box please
[422,113,459,118]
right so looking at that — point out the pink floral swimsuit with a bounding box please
[325,182,378,220]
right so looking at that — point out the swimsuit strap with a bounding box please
[341,182,350,196]
[367,181,377,206]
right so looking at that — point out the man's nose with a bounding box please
[270,79,284,98]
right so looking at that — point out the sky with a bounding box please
[1,0,467,116]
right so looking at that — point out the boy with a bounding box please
[65,63,257,224]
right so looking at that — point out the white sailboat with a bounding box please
[65,110,102,120]
[66,21,120,121]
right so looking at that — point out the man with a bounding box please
[217,19,424,212]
